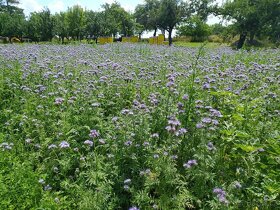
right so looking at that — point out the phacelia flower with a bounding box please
[89,129,99,138]
[84,140,93,147]
[59,141,70,148]
[183,159,198,168]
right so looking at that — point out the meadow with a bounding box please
[0,43,279,210]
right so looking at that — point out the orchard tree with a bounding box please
[53,12,68,43]
[0,3,25,42]
[189,0,215,21]
[158,0,187,45]
[67,5,85,41]
[221,0,280,49]
[38,8,54,41]
[134,4,148,34]
[85,11,99,37]
[177,15,211,42]
[25,12,41,42]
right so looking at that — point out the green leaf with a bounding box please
[235,144,258,152]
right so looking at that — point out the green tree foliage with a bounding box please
[84,10,101,39]
[101,2,135,37]
[26,8,54,42]
[158,0,186,45]
[189,0,215,21]
[0,10,25,41]
[221,0,280,49]
[66,5,85,41]
[53,12,68,43]
[134,0,162,37]
[177,15,211,42]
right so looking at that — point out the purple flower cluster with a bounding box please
[183,159,198,168]
[89,129,99,138]
[0,142,13,151]
[213,188,229,204]
[59,141,70,148]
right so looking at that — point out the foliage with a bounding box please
[177,15,211,42]
[220,0,280,49]
[158,0,187,45]
[0,43,279,209]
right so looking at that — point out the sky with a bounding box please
[19,0,145,15]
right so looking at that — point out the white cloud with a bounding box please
[19,0,43,15]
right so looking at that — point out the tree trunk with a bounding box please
[153,28,157,37]
[249,32,254,43]
[237,32,247,49]
[168,29,172,46]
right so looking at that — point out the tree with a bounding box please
[158,0,186,45]
[189,0,215,21]
[134,4,148,35]
[0,1,25,42]
[53,12,68,43]
[38,8,54,41]
[2,0,20,13]
[84,10,101,41]
[67,5,85,41]
[221,0,280,49]
[25,12,41,42]
[177,15,211,42]
[0,12,25,42]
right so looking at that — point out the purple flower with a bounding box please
[124,179,131,184]
[234,181,242,189]
[59,141,70,148]
[89,129,99,138]
[153,154,159,159]
[206,142,216,151]
[183,159,198,168]
[44,184,52,191]
[213,188,228,204]
[38,179,45,184]
[151,133,159,138]
[129,207,140,210]
[258,148,265,152]
[0,142,13,150]
[48,144,57,149]
[203,83,211,89]
[202,117,212,124]
[177,102,184,110]
[175,128,187,136]
[84,140,93,147]
[124,185,130,190]
[168,118,181,126]
[54,97,64,105]
[124,140,132,146]
[182,94,189,100]
[210,109,223,117]
[196,123,204,129]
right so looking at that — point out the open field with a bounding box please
[0,43,279,209]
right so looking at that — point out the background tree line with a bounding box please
[0,0,279,48]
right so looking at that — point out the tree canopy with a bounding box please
[0,0,279,47]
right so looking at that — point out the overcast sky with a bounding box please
[19,0,224,25]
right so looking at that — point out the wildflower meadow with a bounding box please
[0,43,279,209]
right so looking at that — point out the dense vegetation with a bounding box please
[0,43,279,209]
[0,0,279,48]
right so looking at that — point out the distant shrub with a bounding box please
[208,35,223,43]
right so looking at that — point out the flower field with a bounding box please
[0,43,279,210]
